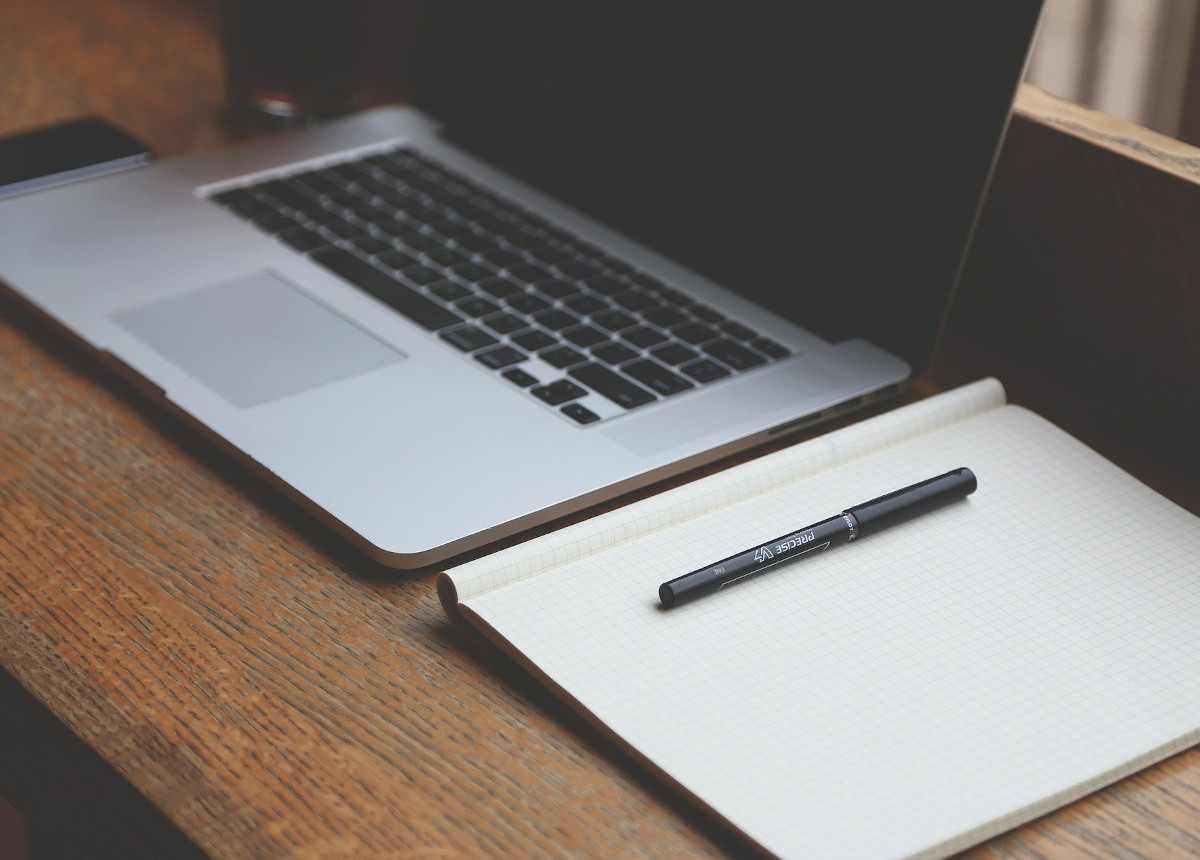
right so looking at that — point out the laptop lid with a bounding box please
[412,0,1044,377]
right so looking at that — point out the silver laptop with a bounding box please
[0,1,1042,567]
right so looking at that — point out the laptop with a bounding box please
[0,1,1043,567]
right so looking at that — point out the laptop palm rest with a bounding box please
[112,271,404,408]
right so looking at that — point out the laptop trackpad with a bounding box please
[112,271,404,408]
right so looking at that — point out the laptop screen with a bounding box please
[414,1,1043,375]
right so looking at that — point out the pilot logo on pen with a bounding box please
[753,545,774,563]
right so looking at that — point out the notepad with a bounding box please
[438,379,1200,860]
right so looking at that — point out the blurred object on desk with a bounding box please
[219,0,368,125]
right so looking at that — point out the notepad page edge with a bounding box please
[441,377,1007,606]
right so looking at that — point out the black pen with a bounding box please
[658,467,977,607]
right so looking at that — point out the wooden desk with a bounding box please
[2,1,1198,857]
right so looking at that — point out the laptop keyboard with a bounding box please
[207,146,791,425]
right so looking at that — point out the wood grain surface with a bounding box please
[1,1,1198,858]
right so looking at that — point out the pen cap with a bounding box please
[846,467,976,536]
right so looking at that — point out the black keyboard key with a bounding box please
[651,343,699,365]
[481,312,528,334]
[356,162,394,184]
[321,221,364,241]
[373,217,411,239]
[355,176,393,197]
[564,294,609,316]
[502,229,544,250]
[475,345,527,369]
[440,325,498,352]
[584,275,628,296]
[680,358,731,384]
[398,232,439,253]
[536,278,580,300]
[450,232,494,254]
[532,309,580,331]
[323,189,361,210]
[429,280,473,302]
[291,171,341,198]
[539,345,588,369]
[480,248,524,268]
[252,211,299,234]
[561,403,600,425]
[673,322,721,345]
[299,206,343,227]
[563,326,608,348]
[720,320,758,341]
[506,293,550,315]
[450,262,496,283]
[370,161,410,183]
[591,309,637,332]
[375,190,412,210]
[432,220,475,243]
[425,246,468,268]
[348,200,393,224]
[311,248,462,330]
[429,206,465,226]
[455,296,501,317]
[213,188,272,218]
[478,276,524,298]
[592,342,639,365]
[378,249,421,271]
[532,379,588,406]
[507,262,551,284]
[351,235,392,256]
[643,307,688,329]
[556,259,602,279]
[569,363,656,409]
[362,153,397,171]
[702,338,767,371]
[502,367,540,388]
[526,244,571,266]
[691,304,726,324]
[612,290,658,313]
[399,265,444,286]
[327,163,366,185]
[749,336,791,359]
[277,226,328,253]
[627,272,665,291]
[513,329,558,351]
[472,213,509,235]
[622,358,694,397]
[397,201,440,224]
[622,326,668,348]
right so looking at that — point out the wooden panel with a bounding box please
[953,84,1200,490]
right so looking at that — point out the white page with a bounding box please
[446,378,1005,603]
[463,405,1200,860]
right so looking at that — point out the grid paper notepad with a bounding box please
[439,379,1200,860]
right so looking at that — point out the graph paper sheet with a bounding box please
[442,382,1200,860]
